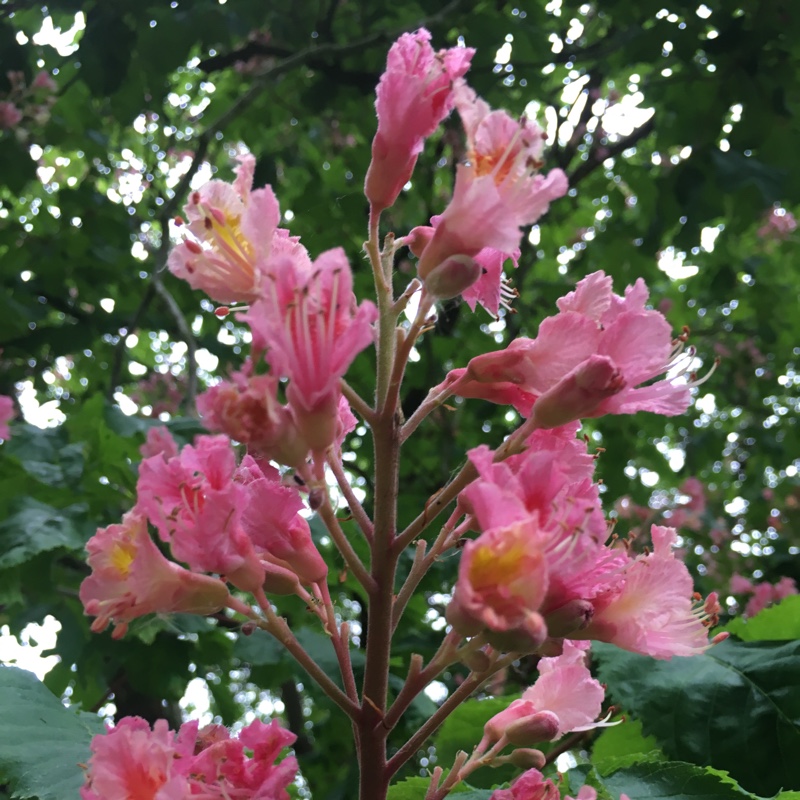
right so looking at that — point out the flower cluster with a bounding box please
[757,206,797,240]
[81,716,297,800]
[448,427,721,658]
[0,70,57,134]
[80,428,329,637]
[490,771,597,800]
[168,154,376,470]
[75,25,726,800]
[730,573,797,617]
[0,394,14,440]
[439,270,698,425]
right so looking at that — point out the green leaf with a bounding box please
[233,628,286,666]
[387,777,430,800]
[592,719,662,763]
[573,759,761,800]
[0,666,104,800]
[722,596,800,641]
[0,498,89,569]
[594,640,800,796]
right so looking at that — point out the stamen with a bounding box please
[686,357,720,388]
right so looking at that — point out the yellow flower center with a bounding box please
[469,539,527,590]
[109,540,136,578]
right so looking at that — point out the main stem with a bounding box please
[359,208,401,800]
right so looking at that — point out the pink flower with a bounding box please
[448,517,549,649]
[189,718,298,799]
[31,70,57,91]
[243,247,376,452]
[0,102,22,130]
[743,577,797,616]
[744,582,775,617]
[482,641,607,748]
[579,526,719,658]
[773,576,797,601]
[730,573,755,595]
[757,207,797,240]
[82,716,297,800]
[407,218,521,315]
[0,395,14,439]
[489,769,560,800]
[197,363,309,468]
[448,431,610,647]
[139,426,179,460]
[447,271,695,423]
[81,717,192,800]
[365,29,474,212]
[679,476,706,514]
[168,154,281,304]
[136,435,264,592]
[238,458,328,585]
[416,82,567,293]
[79,511,229,639]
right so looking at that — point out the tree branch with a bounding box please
[568,116,655,187]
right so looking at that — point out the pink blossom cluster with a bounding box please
[437,271,697,426]
[730,573,797,617]
[489,770,597,800]
[0,394,14,439]
[448,425,721,658]
[757,207,797,240]
[168,154,376,468]
[80,427,328,637]
[73,25,732,800]
[81,716,297,800]
[131,370,189,417]
[615,476,707,533]
[0,69,57,133]
[365,31,567,313]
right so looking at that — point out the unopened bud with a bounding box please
[506,710,560,746]
[288,388,339,453]
[484,611,547,654]
[509,748,547,770]
[445,596,484,637]
[261,561,302,596]
[241,622,257,636]
[532,355,625,428]
[544,599,594,638]
[462,649,491,673]
[405,225,435,257]
[422,255,483,300]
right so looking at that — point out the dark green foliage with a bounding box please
[0,667,105,800]
[595,639,800,796]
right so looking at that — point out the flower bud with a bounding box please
[462,649,492,673]
[422,254,483,300]
[506,710,560,746]
[445,595,485,637]
[509,748,547,770]
[288,389,340,453]
[484,612,547,654]
[532,354,625,428]
[543,599,594,638]
[261,560,303,596]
